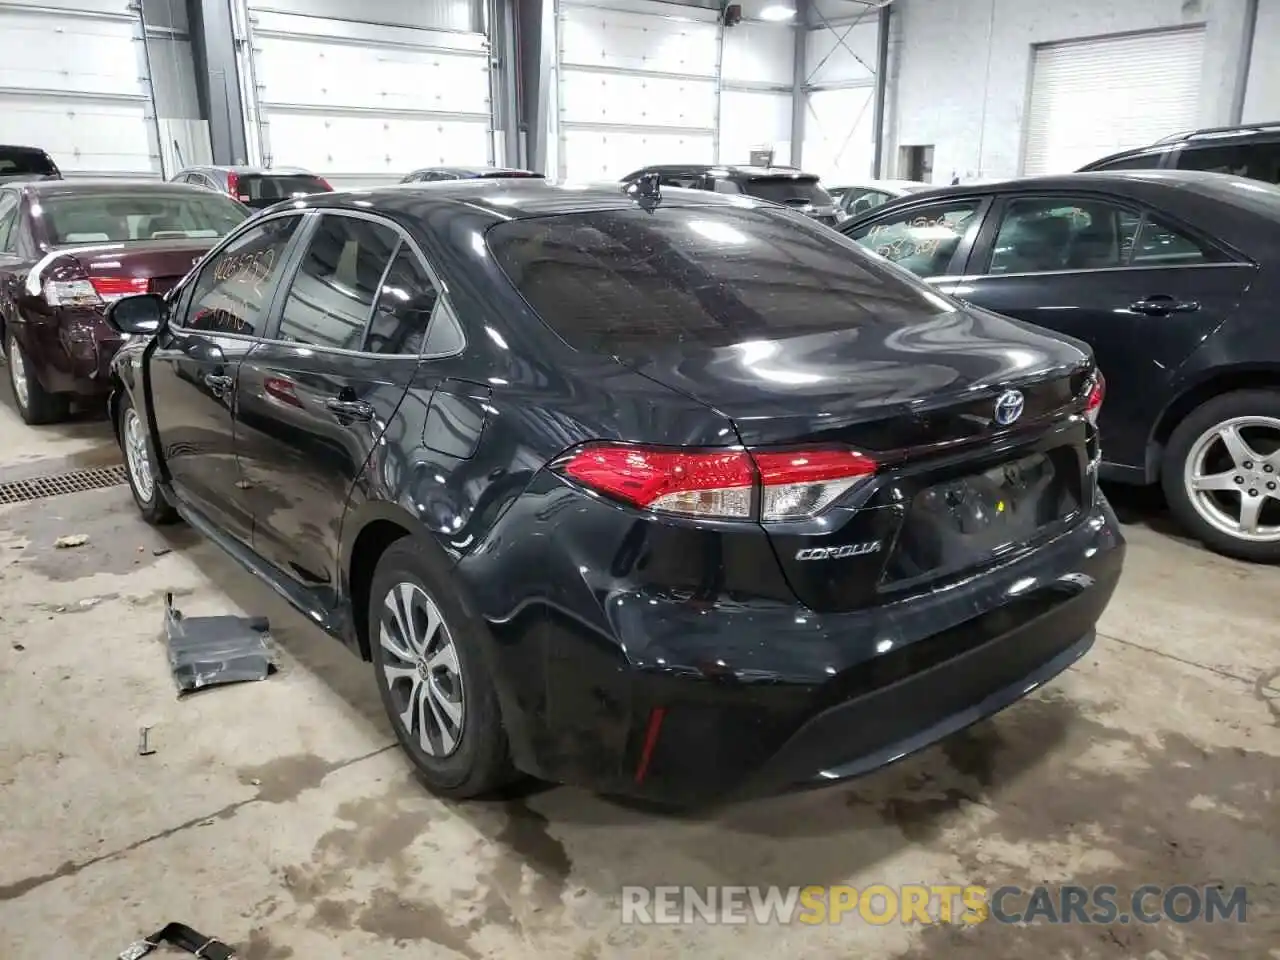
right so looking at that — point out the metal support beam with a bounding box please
[791,0,809,168]
[490,0,522,166]
[871,2,890,177]
[1230,0,1259,124]
[515,0,548,173]
[185,0,248,165]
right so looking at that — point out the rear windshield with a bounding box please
[42,192,248,244]
[0,149,58,178]
[238,174,330,201]
[743,177,834,207]
[487,206,951,354]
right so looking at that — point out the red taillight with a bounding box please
[558,443,877,521]
[227,172,250,203]
[1085,372,1105,425]
[315,177,333,191]
[89,276,150,301]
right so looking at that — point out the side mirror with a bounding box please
[104,293,165,336]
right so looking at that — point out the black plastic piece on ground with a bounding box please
[164,592,276,694]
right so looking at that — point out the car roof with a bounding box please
[13,177,216,195]
[630,163,819,179]
[294,178,777,221]
[857,169,1247,201]
[187,165,313,175]
[833,179,930,192]
[0,144,52,155]
[417,165,541,177]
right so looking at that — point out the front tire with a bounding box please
[7,330,70,425]
[1162,389,1280,562]
[118,394,178,525]
[369,538,512,798]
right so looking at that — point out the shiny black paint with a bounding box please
[110,180,1125,802]
[842,171,1280,484]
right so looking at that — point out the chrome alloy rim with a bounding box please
[1183,415,1280,543]
[9,337,29,410]
[379,582,465,757]
[123,407,155,503]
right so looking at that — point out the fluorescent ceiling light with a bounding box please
[758,5,796,21]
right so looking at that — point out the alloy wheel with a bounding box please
[1183,415,1280,544]
[9,336,29,411]
[123,407,155,503]
[379,581,465,757]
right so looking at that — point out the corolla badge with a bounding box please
[993,389,1025,426]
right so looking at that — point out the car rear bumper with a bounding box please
[15,310,123,395]
[498,496,1124,805]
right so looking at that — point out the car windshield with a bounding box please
[743,177,835,208]
[487,205,950,356]
[238,174,330,201]
[42,191,248,244]
[0,148,57,178]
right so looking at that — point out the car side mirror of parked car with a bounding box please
[105,293,165,336]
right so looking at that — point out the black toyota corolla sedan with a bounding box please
[102,179,1123,805]
[840,170,1280,563]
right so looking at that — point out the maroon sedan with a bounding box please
[0,179,247,423]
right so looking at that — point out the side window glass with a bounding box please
[847,190,890,216]
[711,178,741,194]
[846,200,981,278]
[422,297,466,356]
[987,197,1133,274]
[1240,142,1280,185]
[0,194,18,253]
[275,215,399,350]
[1091,150,1167,172]
[1177,144,1249,177]
[364,244,440,354]
[1131,214,1218,267]
[185,216,301,335]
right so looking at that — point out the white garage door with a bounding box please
[556,1,718,182]
[0,1,159,177]
[245,5,492,187]
[1023,28,1205,175]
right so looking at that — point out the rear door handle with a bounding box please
[324,397,374,421]
[1130,296,1200,315]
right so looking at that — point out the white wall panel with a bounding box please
[0,3,159,175]
[803,86,875,181]
[245,0,474,32]
[722,21,793,87]
[561,128,713,182]
[246,5,491,183]
[557,1,720,181]
[1243,0,1280,122]
[719,90,791,166]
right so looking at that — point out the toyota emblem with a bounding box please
[993,389,1025,426]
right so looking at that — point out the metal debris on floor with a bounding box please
[136,726,156,757]
[54,534,89,548]
[164,592,276,694]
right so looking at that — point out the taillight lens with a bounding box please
[1085,372,1105,425]
[315,177,333,191]
[90,277,150,302]
[42,279,101,307]
[226,172,250,203]
[557,443,877,521]
[753,449,878,521]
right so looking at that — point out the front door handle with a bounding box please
[325,397,374,422]
[1130,296,1200,315]
[204,373,233,393]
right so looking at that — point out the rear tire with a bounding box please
[7,330,70,425]
[1162,389,1280,563]
[118,394,178,525]
[369,538,512,799]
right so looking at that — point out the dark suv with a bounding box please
[620,164,840,226]
[1081,123,1280,185]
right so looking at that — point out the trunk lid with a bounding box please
[63,237,218,298]
[622,305,1093,449]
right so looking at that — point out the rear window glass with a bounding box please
[42,192,248,244]
[0,149,58,179]
[486,206,952,354]
[239,174,330,201]
[743,177,834,208]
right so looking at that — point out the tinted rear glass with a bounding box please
[0,149,57,177]
[239,174,330,201]
[487,206,950,354]
[743,177,834,207]
[43,191,248,244]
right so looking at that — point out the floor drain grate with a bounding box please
[0,464,129,505]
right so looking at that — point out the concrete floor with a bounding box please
[0,390,1276,960]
